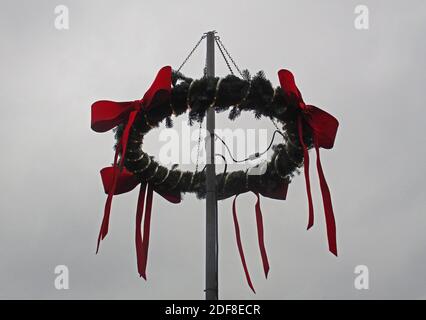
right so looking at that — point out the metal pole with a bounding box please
[205,30,218,300]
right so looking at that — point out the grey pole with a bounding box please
[205,30,218,300]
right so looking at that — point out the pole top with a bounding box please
[204,30,217,36]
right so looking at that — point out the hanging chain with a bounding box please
[214,38,234,75]
[177,33,246,172]
[177,35,206,73]
[215,36,244,78]
[177,33,244,77]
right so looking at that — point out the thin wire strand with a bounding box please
[215,153,228,187]
[195,154,226,172]
[214,130,286,163]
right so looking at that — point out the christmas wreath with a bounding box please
[91,66,339,292]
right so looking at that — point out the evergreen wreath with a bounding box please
[91,64,339,290]
[113,69,311,200]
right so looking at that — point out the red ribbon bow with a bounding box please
[91,66,175,278]
[278,69,339,256]
[230,183,288,293]
[91,65,172,168]
[100,166,180,279]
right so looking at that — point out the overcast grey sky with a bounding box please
[0,0,425,299]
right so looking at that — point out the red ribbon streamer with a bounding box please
[297,116,314,230]
[232,192,276,293]
[119,109,139,169]
[96,148,120,253]
[98,166,180,277]
[135,183,147,277]
[232,194,256,293]
[135,183,154,279]
[314,137,337,255]
[278,69,339,256]
[254,192,269,278]
[91,66,172,253]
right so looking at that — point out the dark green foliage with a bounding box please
[215,75,249,113]
[165,116,173,128]
[241,69,251,82]
[187,77,218,124]
[228,106,241,120]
